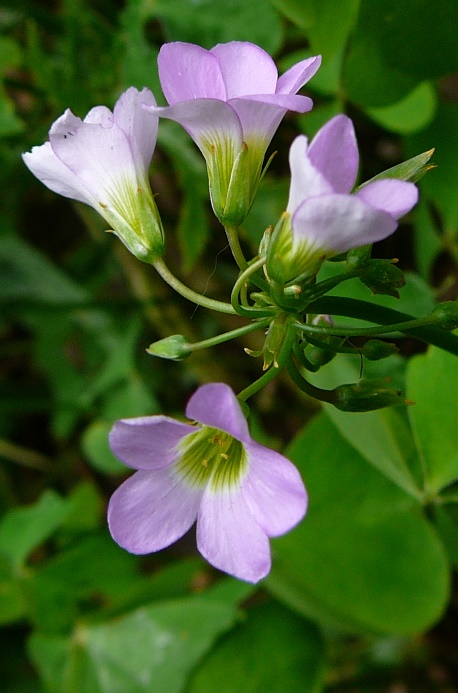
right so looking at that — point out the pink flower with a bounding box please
[22,88,164,263]
[267,115,419,283]
[146,42,321,225]
[108,383,307,583]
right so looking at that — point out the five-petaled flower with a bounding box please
[266,114,419,284]
[22,87,165,263]
[146,41,321,227]
[108,383,307,583]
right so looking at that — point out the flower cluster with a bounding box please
[23,40,436,583]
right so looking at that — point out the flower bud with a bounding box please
[332,378,411,412]
[430,301,458,330]
[361,339,399,360]
[147,335,191,360]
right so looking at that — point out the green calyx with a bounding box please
[177,426,248,491]
[103,175,165,263]
[265,212,326,286]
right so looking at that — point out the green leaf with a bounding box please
[366,82,437,135]
[343,0,458,107]
[406,345,458,493]
[30,596,239,693]
[0,557,26,625]
[61,482,102,533]
[272,0,360,59]
[155,0,282,55]
[433,504,458,568]
[0,234,88,306]
[405,103,458,229]
[357,150,436,189]
[81,420,127,475]
[158,123,210,271]
[311,356,422,497]
[267,413,449,635]
[119,0,161,94]
[188,602,326,693]
[413,200,442,281]
[0,491,69,568]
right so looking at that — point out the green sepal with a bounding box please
[104,184,165,263]
[146,334,191,360]
[356,149,435,188]
[222,143,254,226]
[346,244,372,270]
[359,259,406,298]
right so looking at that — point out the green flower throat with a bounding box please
[177,427,247,491]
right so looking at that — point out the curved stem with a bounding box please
[231,257,276,318]
[285,356,335,403]
[186,318,271,353]
[224,225,248,269]
[308,297,458,356]
[153,258,236,315]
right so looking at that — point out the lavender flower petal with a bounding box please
[210,42,278,97]
[307,114,359,193]
[197,485,271,583]
[108,467,203,554]
[286,135,333,214]
[292,193,397,252]
[109,416,196,471]
[356,179,419,220]
[158,42,226,104]
[242,441,307,537]
[186,383,250,443]
[22,139,90,204]
[276,55,322,95]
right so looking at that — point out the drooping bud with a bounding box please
[332,378,411,412]
[430,301,458,330]
[361,339,399,360]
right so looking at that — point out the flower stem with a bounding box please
[294,315,436,338]
[308,297,458,356]
[224,225,248,269]
[285,357,335,404]
[231,257,276,318]
[237,365,281,403]
[153,258,236,314]
[186,318,271,353]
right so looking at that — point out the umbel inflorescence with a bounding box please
[23,41,458,582]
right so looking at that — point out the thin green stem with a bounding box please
[294,315,436,338]
[153,258,236,315]
[307,297,458,356]
[306,268,362,301]
[186,318,271,353]
[237,365,281,402]
[231,257,276,318]
[224,225,248,269]
[285,356,335,403]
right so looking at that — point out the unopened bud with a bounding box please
[332,378,411,412]
[430,301,458,330]
[362,339,399,360]
[147,334,190,360]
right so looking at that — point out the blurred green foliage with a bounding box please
[1,0,457,691]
